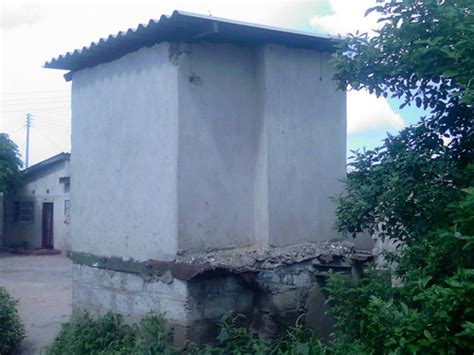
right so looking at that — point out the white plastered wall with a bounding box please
[71,43,179,261]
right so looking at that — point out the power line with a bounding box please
[1,98,70,106]
[1,89,69,95]
[38,119,70,125]
[1,100,70,107]
[2,122,25,132]
[36,115,70,121]
[35,126,67,152]
[8,125,26,136]
[37,124,71,132]
[1,106,70,114]
[1,93,70,99]
[36,122,70,128]
[36,118,70,125]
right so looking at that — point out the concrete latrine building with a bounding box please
[45,11,355,343]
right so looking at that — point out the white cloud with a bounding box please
[310,1,404,135]
[310,0,379,35]
[347,90,404,134]
[0,2,42,30]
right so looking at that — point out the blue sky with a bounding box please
[1,0,426,165]
[348,98,426,155]
[301,0,426,155]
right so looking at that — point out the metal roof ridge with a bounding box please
[44,10,338,73]
[172,10,337,40]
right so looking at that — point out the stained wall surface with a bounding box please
[176,42,260,252]
[258,45,346,247]
[71,43,179,261]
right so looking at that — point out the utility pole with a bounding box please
[25,113,32,168]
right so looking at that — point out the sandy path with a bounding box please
[0,253,72,354]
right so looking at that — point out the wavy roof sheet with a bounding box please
[44,10,337,74]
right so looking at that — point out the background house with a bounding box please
[3,152,71,251]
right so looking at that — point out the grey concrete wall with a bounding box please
[71,40,346,259]
[71,43,179,261]
[258,46,346,247]
[3,160,70,250]
[175,42,345,252]
[176,42,259,252]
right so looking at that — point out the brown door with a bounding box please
[42,203,54,249]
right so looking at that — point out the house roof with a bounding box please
[22,152,70,177]
[44,10,338,76]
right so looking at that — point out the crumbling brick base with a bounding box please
[72,261,348,345]
[69,242,369,345]
[72,264,253,345]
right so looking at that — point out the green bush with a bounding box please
[324,188,474,354]
[328,0,474,352]
[188,314,270,355]
[187,313,328,355]
[47,186,474,355]
[46,312,175,355]
[0,287,25,354]
[48,311,328,355]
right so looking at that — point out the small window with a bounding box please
[14,201,34,223]
[64,200,70,216]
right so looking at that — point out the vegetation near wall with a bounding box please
[326,189,474,353]
[0,133,22,193]
[0,287,25,354]
[46,312,329,355]
[327,0,474,353]
[46,313,173,355]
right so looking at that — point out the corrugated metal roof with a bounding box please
[44,10,338,74]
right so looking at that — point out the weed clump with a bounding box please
[46,312,174,354]
[0,287,25,354]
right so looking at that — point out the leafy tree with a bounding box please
[0,133,22,193]
[326,0,474,353]
[333,0,474,243]
[326,189,474,354]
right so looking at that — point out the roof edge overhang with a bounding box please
[45,10,340,80]
[22,152,70,177]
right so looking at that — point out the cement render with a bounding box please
[176,41,259,252]
[71,40,345,261]
[71,43,179,261]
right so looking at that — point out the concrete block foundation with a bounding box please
[70,241,364,345]
[72,264,254,344]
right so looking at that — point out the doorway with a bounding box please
[42,203,54,249]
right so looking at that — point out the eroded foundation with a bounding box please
[71,242,371,345]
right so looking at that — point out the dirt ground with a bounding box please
[0,253,72,354]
